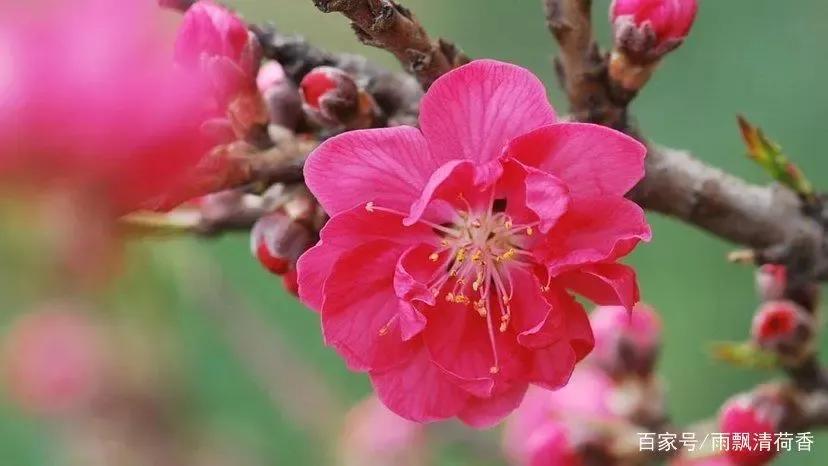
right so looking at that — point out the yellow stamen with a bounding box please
[526,227,534,236]
[365,201,375,212]
[489,366,499,374]
[429,252,439,262]
[378,326,389,336]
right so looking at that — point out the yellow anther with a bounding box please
[475,301,487,317]
[499,321,508,332]
[505,220,513,229]
[453,294,470,305]
[440,239,449,247]
[365,201,375,212]
[498,248,516,262]
[472,219,482,228]
[502,295,511,304]
[526,227,534,236]
[456,248,467,262]
[489,366,500,375]
[445,292,455,302]
[471,249,482,262]
[378,326,389,336]
[429,252,440,262]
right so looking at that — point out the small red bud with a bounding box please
[750,300,814,361]
[719,393,781,466]
[250,212,313,276]
[755,264,787,301]
[299,66,359,125]
[282,269,299,297]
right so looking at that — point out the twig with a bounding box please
[309,0,468,89]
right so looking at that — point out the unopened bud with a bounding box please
[719,392,782,465]
[755,264,787,301]
[250,211,313,275]
[282,269,299,297]
[257,61,302,131]
[300,66,376,128]
[751,300,814,363]
[590,303,661,377]
[609,0,698,90]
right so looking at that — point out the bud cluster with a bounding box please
[504,303,667,465]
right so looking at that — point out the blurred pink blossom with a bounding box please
[590,303,661,376]
[1,307,105,415]
[339,396,426,466]
[0,0,209,214]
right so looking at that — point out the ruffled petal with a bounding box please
[505,267,561,349]
[304,126,440,216]
[458,382,529,429]
[404,159,483,226]
[558,263,640,311]
[321,241,416,372]
[507,123,646,198]
[535,196,651,275]
[528,339,577,390]
[370,346,469,423]
[420,60,557,165]
[501,160,570,233]
[297,205,434,310]
[424,300,527,398]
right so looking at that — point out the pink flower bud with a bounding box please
[524,422,583,466]
[719,394,781,466]
[750,300,813,360]
[174,1,259,106]
[257,61,302,130]
[755,264,787,301]
[610,0,698,59]
[1,308,105,415]
[299,66,359,125]
[250,212,313,276]
[590,303,661,377]
[339,396,426,466]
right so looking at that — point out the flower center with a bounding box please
[365,191,539,375]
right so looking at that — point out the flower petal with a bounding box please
[370,346,469,423]
[424,301,527,398]
[507,123,646,198]
[558,263,640,311]
[321,241,416,372]
[536,196,651,275]
[297,205,434,310]
[404,159,481,227]
[304,126,439,216]
[501,160,570,233]
[420,60,557,165]
[528,339,577,390]
[458,382,529,429]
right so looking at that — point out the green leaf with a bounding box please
[737,116,814,199]
[709,340,779,370]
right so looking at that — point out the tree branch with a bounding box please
[309,0,468,89]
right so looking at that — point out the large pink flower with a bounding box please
[0,0,208,214]
[298,60,650,426]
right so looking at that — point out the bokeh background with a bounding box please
[2,0,827,464]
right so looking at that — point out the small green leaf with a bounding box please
[709,340,779,370]
[737,116,814,199]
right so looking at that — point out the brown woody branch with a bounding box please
[309,0,468,89]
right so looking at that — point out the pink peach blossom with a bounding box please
[0,0,209,214]
[298,60,650,426]
[1,308,105,415]
[339,396,426,466]
[719,394,780,466]
[504,367,617,464]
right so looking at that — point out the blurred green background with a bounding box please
[2,0,828,464]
